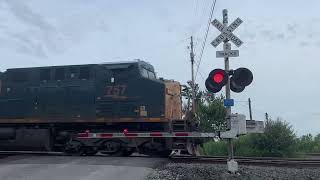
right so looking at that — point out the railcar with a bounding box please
[0,60,197,156]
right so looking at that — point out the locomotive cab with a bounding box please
[95,61,165,120]
[94,60,182,128]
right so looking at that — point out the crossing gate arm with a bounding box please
[77,132,218,139]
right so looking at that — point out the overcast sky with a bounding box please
[0,0,319,135]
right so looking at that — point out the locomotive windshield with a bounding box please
[140,67,156,80]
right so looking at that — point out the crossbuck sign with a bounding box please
[211,18,243,47]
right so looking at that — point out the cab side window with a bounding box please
[112,68,129,82]
[141,68,156,79]
[147,71,156,79]
[55,68,65,80]
[79,67,90,79]
[40,69,51,81]
[141,68,149,78]
[69,67,78,79]
[11,71,28,82]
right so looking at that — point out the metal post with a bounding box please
[248,98,253,120]
[265,113,269,121]
[222,9,234,161]
[190,36,196,114]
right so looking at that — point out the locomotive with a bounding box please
[0,60,197,156]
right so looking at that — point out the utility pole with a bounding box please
[222,9,234,161]
[190,36,196,114]
[265,113,269,121]
[248,98,253,120]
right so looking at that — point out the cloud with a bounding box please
[4,0,55,32]
[299,41,310,47]
[1,0,64,57]
[240,30,256,41]
[6,31,47,57]
[239,19,320,47]
[276,33,285,40]
[286,23,297,35]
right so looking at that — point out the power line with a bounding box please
[197,67,206,81]
[190,0,203,36]
[236,102,272,120]
[176,37,192,45]
[194,0,199,17]
[196,64,206,79]
[194,0,217,81]
[234,103,266,120]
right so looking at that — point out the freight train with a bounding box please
[0,60,199,156]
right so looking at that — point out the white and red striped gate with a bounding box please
[77,131,217,139]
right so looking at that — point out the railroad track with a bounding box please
[0,151,319,167]
[170,155,320,167]
[0,151,64,158]
[305,153,320,159]
[0,151,150,158]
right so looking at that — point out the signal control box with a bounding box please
[220,114,264,139]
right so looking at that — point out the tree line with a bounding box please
[182,82,320,157]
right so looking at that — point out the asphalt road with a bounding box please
[0,155,168,180]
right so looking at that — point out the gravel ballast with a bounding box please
[146,162,320,180]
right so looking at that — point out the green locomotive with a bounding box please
[0,60,193,156]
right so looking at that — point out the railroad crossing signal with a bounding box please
[211,18,243,47]
[207,9,260,173]
[207,10,253,94]
[205,68,253,93]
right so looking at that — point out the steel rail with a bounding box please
[170,155,320,167]
[0,151,319,167]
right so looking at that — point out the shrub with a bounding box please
[203,118,298,157]
[197,94,226,133]
[233,135,266,157]
[202,140,228,156]
[250,118,297,157]
[296,133,320,153]
[315,134,320,143]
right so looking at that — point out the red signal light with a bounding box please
[212,72,224,83]
[209,69,228,85]
[206,69,228,93]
